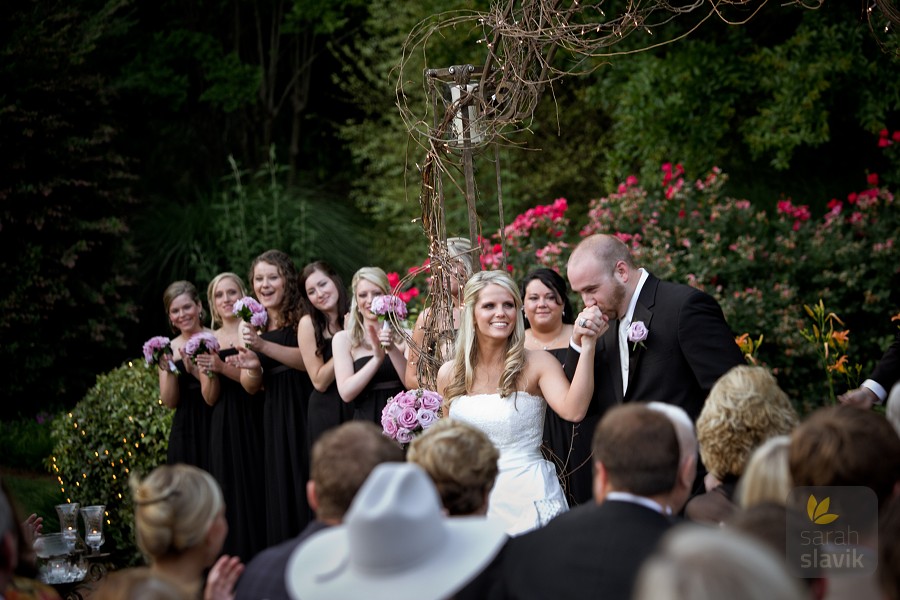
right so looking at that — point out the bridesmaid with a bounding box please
[298,261,351,447]
[333,267,408,425]
[404,237,476,390]
[158,281,214,471]
[194,272,267,562]
[520,268,587,505]
[227,250,313,546]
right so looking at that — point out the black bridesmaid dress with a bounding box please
[306,339,351,448]
[350,356,405,425]
[541,347,592,507]
[208,347,267,562]
[257,326,314,547]
[166,359,213,471]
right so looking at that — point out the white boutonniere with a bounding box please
[627,321,648,351]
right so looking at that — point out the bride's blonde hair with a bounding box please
[444,271,525,406]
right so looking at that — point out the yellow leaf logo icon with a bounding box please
[806,494,839,525]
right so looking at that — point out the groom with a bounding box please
[564,234,743,497]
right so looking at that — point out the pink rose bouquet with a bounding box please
[233,297,268,330]
[142,336,178,374]
[182,332,221,377]
[381,389,443,446]
[628,321,648,351]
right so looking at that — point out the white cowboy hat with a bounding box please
[286,462,507,600]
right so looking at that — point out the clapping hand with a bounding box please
[204,555,244,600]
[225,346,261,371]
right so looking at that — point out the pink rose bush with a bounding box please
[381,389,443,446]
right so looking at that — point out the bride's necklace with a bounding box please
[528,330,562,350]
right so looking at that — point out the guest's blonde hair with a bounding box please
[206,272,247,329]
[130,465,223,561]
[736,435,792,508]
[444,271,525,403]
[697,366,798,480]
[407,419,499,516]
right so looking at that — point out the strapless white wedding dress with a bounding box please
[451,392,569,535]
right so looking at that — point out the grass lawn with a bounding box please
[2,469,65,534]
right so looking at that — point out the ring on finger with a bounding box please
[580,318,587,327]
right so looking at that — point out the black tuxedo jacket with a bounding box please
[491,500,673,600]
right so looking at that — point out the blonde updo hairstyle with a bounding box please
[130,465,224,561]
[346,266,404,348]
[697,366,798,481]
[206,272,248,329]
[444,270,525,405]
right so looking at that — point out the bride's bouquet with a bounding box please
[182,332,221,378]
[142,336,178,374]
[381,389,443,446]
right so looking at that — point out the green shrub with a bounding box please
[0,413,55,471]
[46,361,172,567]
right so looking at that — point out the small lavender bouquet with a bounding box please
[381,389,443,446]
[182,332,221,378]
[371,295,408,347]
[233,296,268,347]
[142,336,178,374]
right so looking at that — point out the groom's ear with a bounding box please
[593,460,609,503]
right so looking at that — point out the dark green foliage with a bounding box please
[0,415,56,472]
[47,362,172,567]
[0,0,140,417]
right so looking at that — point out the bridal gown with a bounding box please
[451,391,569,536]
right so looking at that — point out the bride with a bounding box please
[437,270,605,535]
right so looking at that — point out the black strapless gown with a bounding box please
[258,326,314,546]
[541,347,592,506]
[350,356,405,425]
[167,359,213,471]
[208,347,267,562]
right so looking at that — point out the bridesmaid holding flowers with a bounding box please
[227,250,313,546]
[333,267,408,426]
[192,272,267,562]
[156,280,214,471]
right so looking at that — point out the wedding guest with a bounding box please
[94,568,189,600]
[234,422,403,600]
[285,463,507,600]
[735,435,792,509]
[880,498,900,600]
[839,330,900,409]
[227,249,313,545]
[646,402,698,514]
[0,480,60,600]
[488,404,681,600]
[565,234,744,488]
[333,267,407,426]
[634,525,806,600]
[789,405,900,512]
[120,464,244,600]
[686,365,798,525]
[405,237,476,390]
[407,418,499,516]
[520,268,588,505]
[158,281,215,471]
[193,272,266,562]
[437,270,602,535]
[298,261,351,446]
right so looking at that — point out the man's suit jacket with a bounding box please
[871,332,900,392]
[491,500,673,600]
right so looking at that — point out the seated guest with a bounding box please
[234,422,403,600]
[487,404,681,600]
[789,405,900,513]
[881,498,900,600]
[407,418,499,516]
[687,365,798,525]
[94,568,190,600]
[735,435,792,508]
[0,480,60,600]
[285,463,507,600]
[646,402,698,514]
[634,525,806,600]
